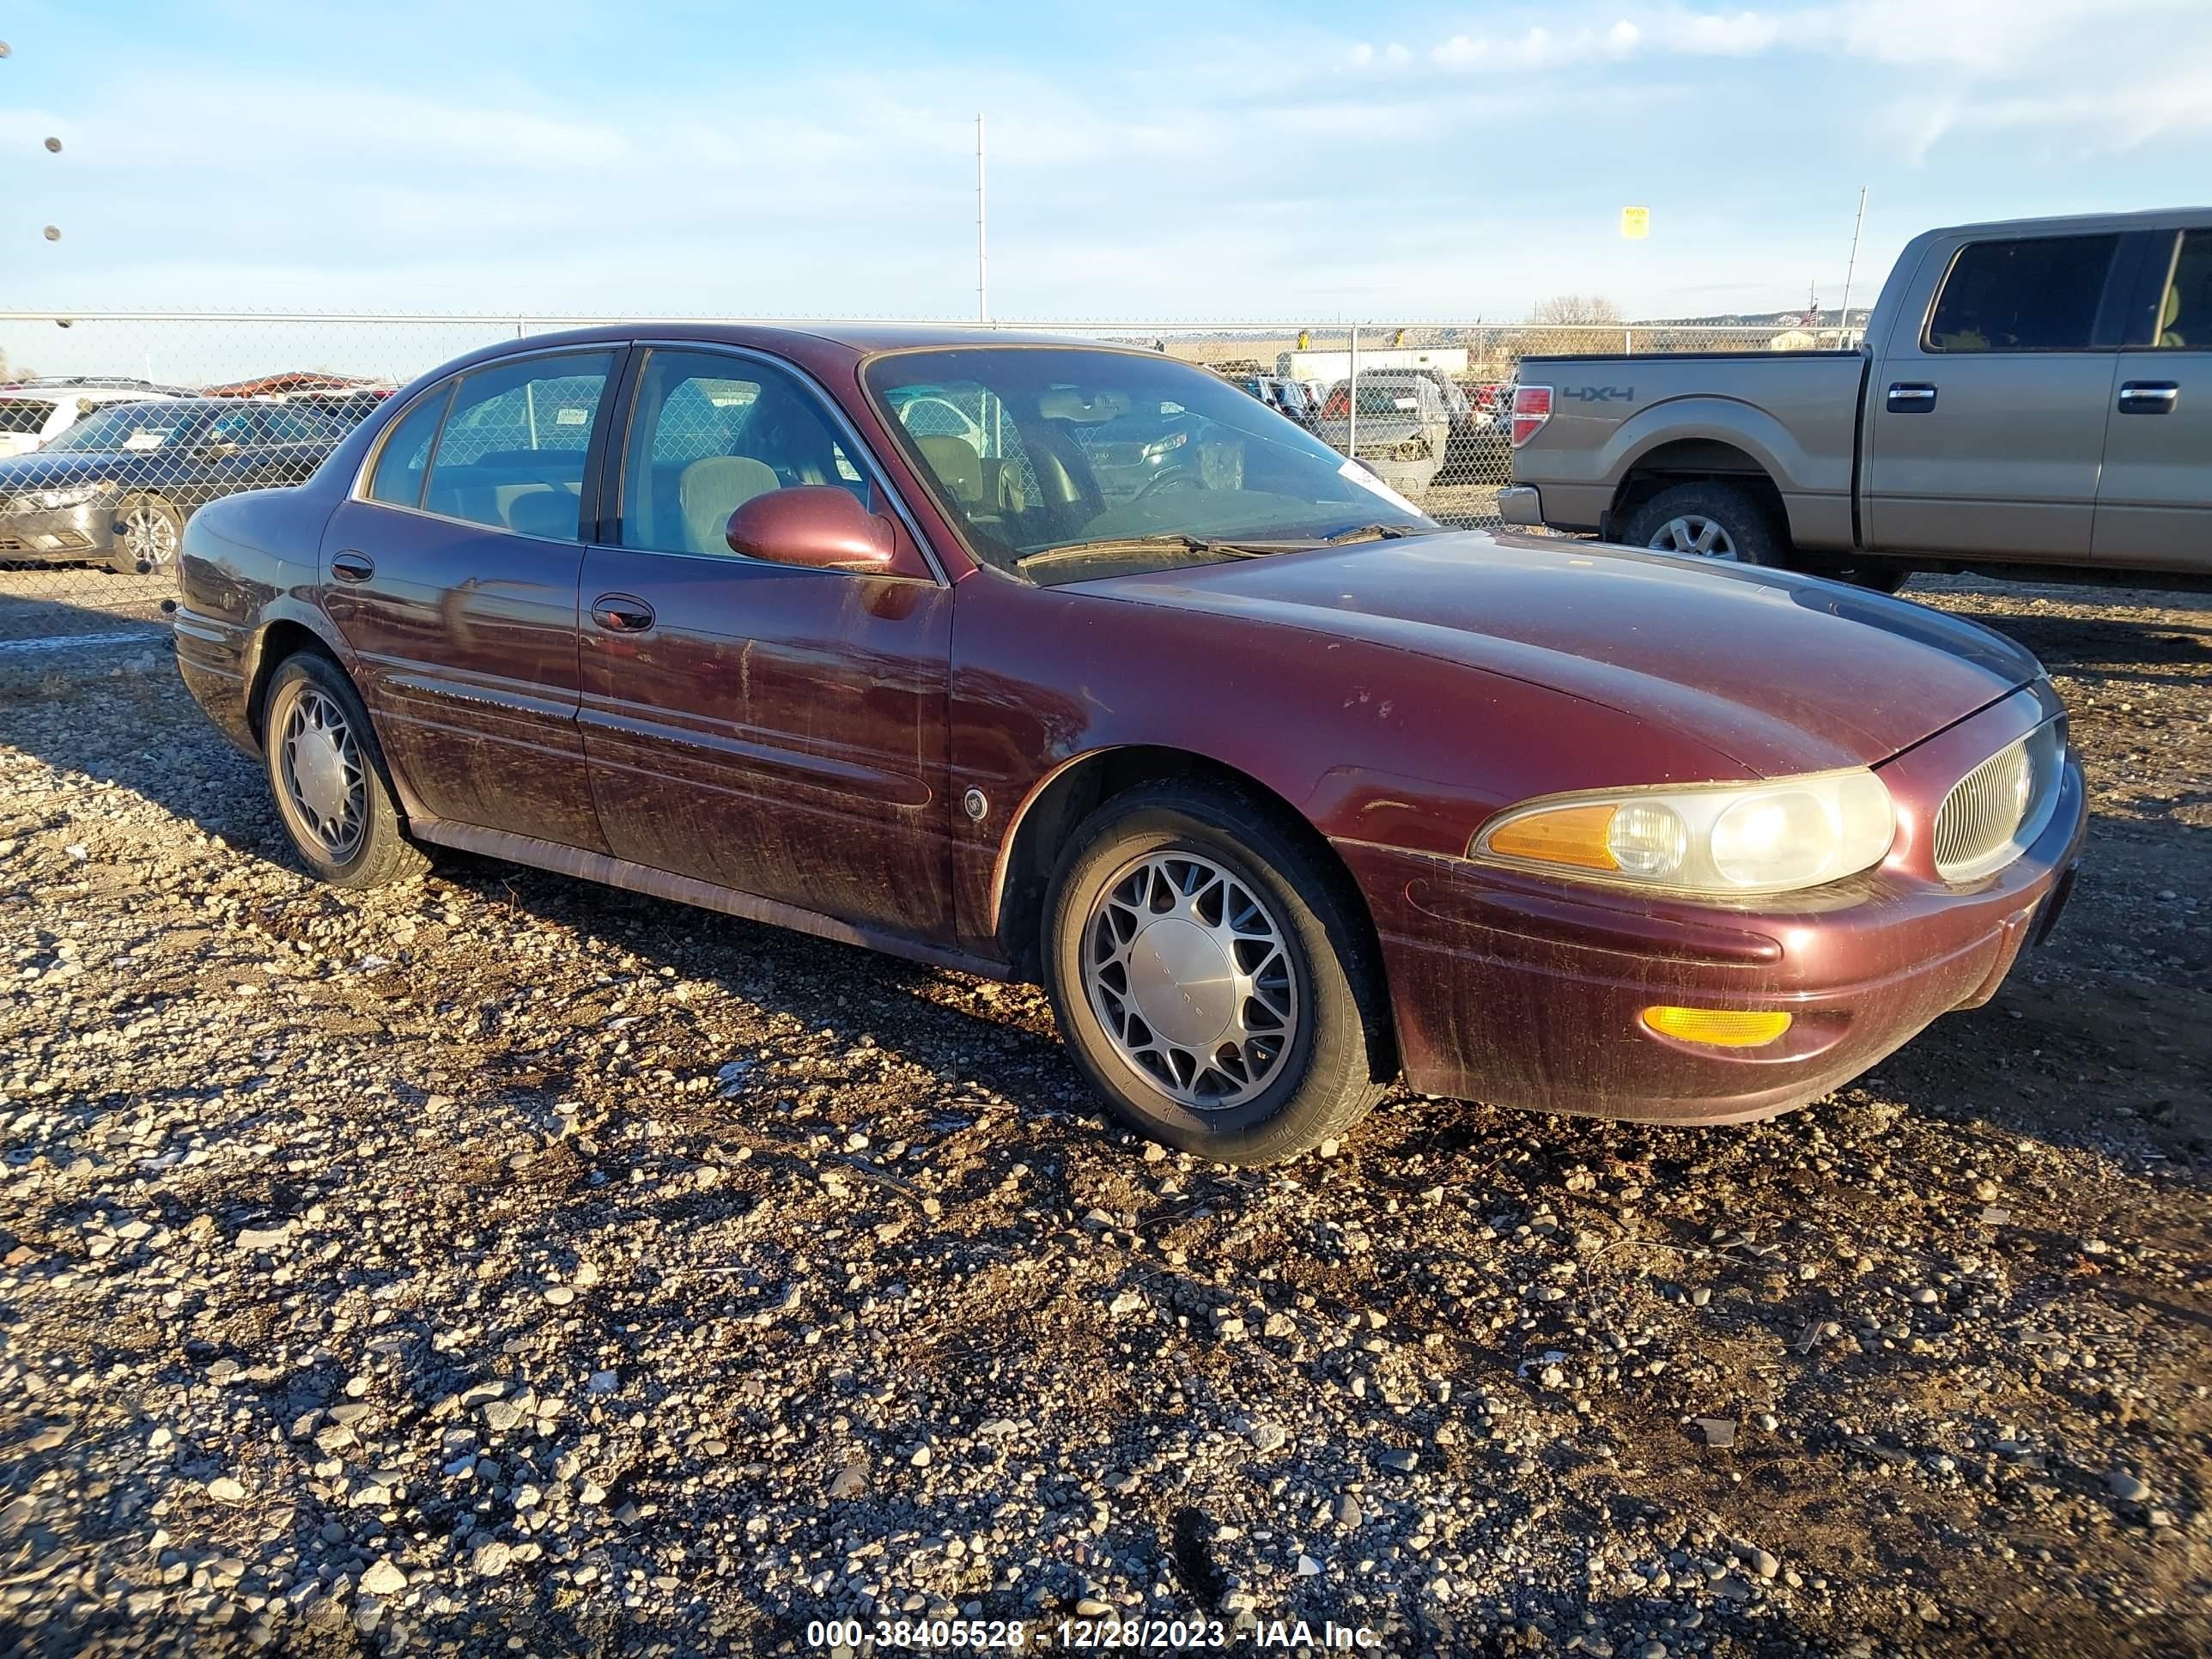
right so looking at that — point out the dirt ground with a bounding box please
[0,574,2205,1657]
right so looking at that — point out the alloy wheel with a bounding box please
[1081,850,1301,1110]
[278,687,367,861]
[120,502,179,569]
[1646,514,1740,561]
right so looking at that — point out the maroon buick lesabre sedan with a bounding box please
[172,325,2085,1164]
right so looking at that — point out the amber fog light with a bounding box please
[1641,1006,1793,1048]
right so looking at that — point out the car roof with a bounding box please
[431,320,1168,368]
[1926,206,2212,239]
[0,385,153,403]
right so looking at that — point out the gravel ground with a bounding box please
[0,577,2206,1658]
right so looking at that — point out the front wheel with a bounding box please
[106,494,183,574]
[1042,781,1391,1165]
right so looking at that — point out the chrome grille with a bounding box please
[1933,721,2063,882]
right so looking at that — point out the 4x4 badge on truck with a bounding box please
[1560,385,1635,403]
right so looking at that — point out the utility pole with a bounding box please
[975,114,988,324]
[1838,186,1869,344]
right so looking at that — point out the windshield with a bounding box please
[45,404,210,453]
[1320,380,1434,420]
[864,346,1436,580]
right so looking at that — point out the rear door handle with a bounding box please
[2118,380,2179,413]
[330,551,374,583]
[590,593,656,634]
[1887,383,1938,412]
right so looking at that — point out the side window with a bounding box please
[422,352,613,535]
[207,410,258,447]
[1925,234,2119,353]
[618,349,872,557]
[2154,230,2212,349]
[367,386,452,508]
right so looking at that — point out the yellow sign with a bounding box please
[1620,206,1650,240]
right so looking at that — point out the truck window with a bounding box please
[1924,234,2118,353]
[2154,231,2212,349]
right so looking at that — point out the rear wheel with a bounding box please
[1620,481,1784,568]
[1043,781,1390,1165]
[1621,479,1911,592]
[262,652,428,889]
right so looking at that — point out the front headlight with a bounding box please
[1471,768,1896,896]
[27,483,111,511]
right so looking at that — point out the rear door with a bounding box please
[2094,225,2212,573]
[1863,231,2129,562]
[319,347,623,852]
[575,343,953,939]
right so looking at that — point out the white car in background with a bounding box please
[0,380,179,458]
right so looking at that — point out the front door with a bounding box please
[576,345,953,939]
[1863,231,2124,562]
[319,348,622,851]
[2095,228,2212,574]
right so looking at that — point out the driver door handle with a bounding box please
[2118,380,2179,413]
[590,593,656,634]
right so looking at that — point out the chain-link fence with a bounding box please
[0,313,1832,638]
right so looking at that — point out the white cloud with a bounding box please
[1396,0,2212,152]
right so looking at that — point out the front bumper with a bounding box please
[1339,688,2087,1125]
[1496,484,1543,526]
[0,501,125,563]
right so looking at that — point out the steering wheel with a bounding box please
[1133,467,1205,504]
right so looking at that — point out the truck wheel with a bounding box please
[1620,482,1784,568]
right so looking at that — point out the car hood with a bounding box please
[0,451,145,490]
[1076,531,2043,774]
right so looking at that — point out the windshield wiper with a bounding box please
[1318,521,1444,544]
[1015,533,1283,568]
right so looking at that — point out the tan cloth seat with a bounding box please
[679,456,780,555]
[916,434,985,507]
[505,486,580,541]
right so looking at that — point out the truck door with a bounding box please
[1863,231,2128,563]
[2094,228,2212,574]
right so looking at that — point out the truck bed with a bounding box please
[1509,351,1869,550]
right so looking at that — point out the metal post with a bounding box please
[1839,186,1869,347]
[1624,327,1634,356]
[1346,325,1359,461]
[976,115,988,325]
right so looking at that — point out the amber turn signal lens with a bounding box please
[1483,803,1619,871]
[1640,1006,1794,1048]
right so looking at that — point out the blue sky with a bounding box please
[3,0,2209,325]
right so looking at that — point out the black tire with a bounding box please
[1042,781,1391,1165]
[1618,480,1788,568]
[1622,480,1912,592]
[261,652,428,890]
[104,494,183,575]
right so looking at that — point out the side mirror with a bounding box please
[726,486,897,572]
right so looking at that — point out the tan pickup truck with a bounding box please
[1501,208,2212,590]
